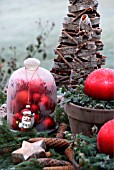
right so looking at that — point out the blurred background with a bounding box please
[0,0,114,70]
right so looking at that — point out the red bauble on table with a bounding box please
[42,116,56,130]
[97,119,114,157]
[84,68,114,101]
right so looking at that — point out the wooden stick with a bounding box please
[62,30,77,45]
[56,76,69,83]
[75,42,87,54]
[73,73,88,80]
[73,57,86,68]
[72,0,78,5]
[55,49,72,69]
[73,7,92,22]
[76,30,86,36]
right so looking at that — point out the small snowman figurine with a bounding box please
[19,106,34,131]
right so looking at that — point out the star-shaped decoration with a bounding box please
[12,140,46,163]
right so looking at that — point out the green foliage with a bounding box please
[0,119,49,169]
[49,149,64,160]
[73,134,114,170]
[0,90,6,105]
[55,104,69,125]
[12,158,43,170]
[0,47,17,90]
[64,84,114,109]
[0,152,14,170]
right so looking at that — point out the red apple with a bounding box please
[84,68,114,101]
[97,119,114,156]
[30,104,40,113]
[32,93,41,103]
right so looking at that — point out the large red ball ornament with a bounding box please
[42,116,56,130]
[84,68,114,100]
[16,90,29,106]
[97,119,114,157]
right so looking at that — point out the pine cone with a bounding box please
[43,165,74,170]
[56,123,67,139]
[29,137,69,150]
[37,158,71,167]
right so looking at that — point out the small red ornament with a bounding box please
[84,68,114,101]
[30,104,40,113]
[42,116,56,130]
[34,113,40,124]
[12,112,22,130]
[41,95,51,109]
[32,93,41,103]
[16,90,29,106]
[29,80,45,94]
[97,119,114,157]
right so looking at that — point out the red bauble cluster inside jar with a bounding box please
[7,58,57,131]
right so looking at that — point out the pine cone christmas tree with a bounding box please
[51,0,106,88]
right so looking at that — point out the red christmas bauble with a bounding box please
[34,113,40,124]
[30,103,40,113]
[29,80,45,94]
[41,95,51,109]
[42,116,56,130]
[97,119,114,156]
[16,90,29,106]
[32,93,41,103]
[84,68,114,101]
[12,112,22,130]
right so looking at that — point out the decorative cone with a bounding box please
[51,0,106,88]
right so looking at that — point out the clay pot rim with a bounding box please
[67,102,114,112]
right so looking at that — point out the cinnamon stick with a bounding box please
[73,7,92,22]
[72,0,77,5]
[62,30,78,45]
[55,49,72,69]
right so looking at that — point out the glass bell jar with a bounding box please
[7,58,57,131]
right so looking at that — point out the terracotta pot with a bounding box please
[64,102,114,136]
